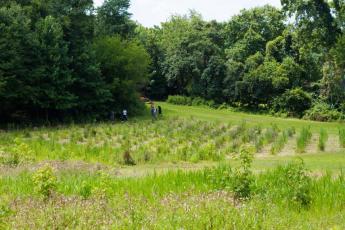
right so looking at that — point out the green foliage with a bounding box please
[1,0,344,123]
[261,124,280,147]
[272,88,312,117]
[303,101,344,122]
[233,145,254,200]
[96,0,135,37]
[32,165,57,199]
[93,36,150,114]
[79,181,93,199]
[259,160,312,209]
[0,0,147,123]
[281,0,339,48]
[167,95,192,106]
[0,138,33,166]
[92,171,112,198]
[167,95,217,108]
[296,127,312,153]
[0,201,11,229]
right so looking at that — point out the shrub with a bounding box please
[261,160,312,209]
[166,95,192,106]
[303,101,344,122]
[296,127,312,153]
[206,164,233,190]
[167,95,218,108]
[272,88,312,117]
[233,145,254,200]
[191,97,206,106]
[318,129,328,151]
[1,138,33,166]
[32,165,57,199]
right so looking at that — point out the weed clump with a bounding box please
[0,138,33,166]
[275,161,312,209]
[339,129,345,148]
[93,171,112,198]
[296,127,312,153]
[270,127,295,155]
[318,128,328,151]
[123,151,136,165]
[0,200,12,229]
[80,181,93,199]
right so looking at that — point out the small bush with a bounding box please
[296,127,312,153]
[166,95,192,106]
[304,102,344,122]
[206,164,233,190]
[167,95,218,108]
[318,129,328,151]
[32,165,57,200]
[272,88,312,117]
[191,97,207,106]
[260,160,312,209]
[0,138,33,166]
[233,145,254,200]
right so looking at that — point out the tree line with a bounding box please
[1,0,344,123]
[0,0,150,123]
[140,1,345,120]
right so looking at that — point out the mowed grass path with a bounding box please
[158,102,343,134]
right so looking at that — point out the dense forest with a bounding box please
[1,0,345,123]
[0,0,150,123]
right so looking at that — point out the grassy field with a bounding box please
[1,104,345,229]
[159,102,344,134]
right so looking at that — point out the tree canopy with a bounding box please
[0,0,344,123]
[0,0,150,123]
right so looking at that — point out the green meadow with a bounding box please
[1,104,345,229]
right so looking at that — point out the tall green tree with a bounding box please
[94,36,150,114]
[96,0,135,37]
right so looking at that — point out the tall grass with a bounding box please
[296,127,312,153]
[339,129,345,148]
[2,163,345,229]
[270,127,295,155]
[318,128,328,151]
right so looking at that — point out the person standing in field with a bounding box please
[122,109,128,122]
[151,104,157,121]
